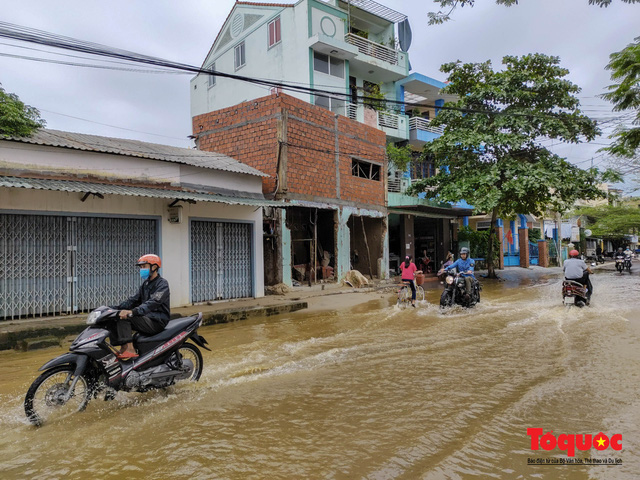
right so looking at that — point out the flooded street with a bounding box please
[1,268,639,479]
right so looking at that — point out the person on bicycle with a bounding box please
[444,247,475,300]
[109,254,171,360]
[400,256,422,307]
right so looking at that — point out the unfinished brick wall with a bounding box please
[192,93,386,208]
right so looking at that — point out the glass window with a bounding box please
[315,95,330,110]
[234,42,245,70]
[207,63,216,88]
[313,52,329,74]
[268,17,281,47]
[329,57,344,78]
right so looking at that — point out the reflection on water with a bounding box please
[0,270,639,479]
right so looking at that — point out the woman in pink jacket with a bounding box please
[400,256,422,307]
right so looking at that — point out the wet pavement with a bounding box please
[0,263,638,479]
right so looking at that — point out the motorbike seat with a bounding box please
[134,315,200,344]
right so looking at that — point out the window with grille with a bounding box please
[234,42,246,70]
[352,159,381,181]
[268,17,281,48]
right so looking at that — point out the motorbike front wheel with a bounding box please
[440,290,453,308]
[24,365,91,426]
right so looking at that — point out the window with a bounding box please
[207,63,216,88]
[352,159,380,181]
[314,51,344,78]
[314,96,344,115]
[411,153,435,180]
[268,17,281,48]
[234,42,245,70]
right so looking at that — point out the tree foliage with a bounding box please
[408,54,617,277]
[428,0,640,24]
[0,85,45,137]
[601,37,640,158]
[575,205,640,237]
[386,143,413,172]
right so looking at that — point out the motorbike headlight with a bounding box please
[87,311,101,325]
[446,276,454,285]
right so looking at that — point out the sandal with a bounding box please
[117,351,139,360]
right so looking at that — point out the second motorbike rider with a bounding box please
[444,247,476,302]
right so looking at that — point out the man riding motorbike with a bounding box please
[109,254,170,360]
[563,249,593,303]
[443,247,476,302]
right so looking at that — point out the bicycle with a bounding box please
[397,280,425,308]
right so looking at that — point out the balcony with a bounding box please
[346,103,408,141]
[344,33,408,82]
[409,116,445,145]
[345,33,398,65]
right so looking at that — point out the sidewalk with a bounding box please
[0,278,397,352]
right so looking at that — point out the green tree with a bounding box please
[428,0,640,24]
[0,85,45,137]
[576,205,640,237]
[408,54,617,278]
[386,143,413,172]
[601,37,640,159]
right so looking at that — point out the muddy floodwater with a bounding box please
[1,268,639,479]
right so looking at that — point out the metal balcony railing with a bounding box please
[345,33,398,66]
[409,116,445,135]
[378,111,400,129]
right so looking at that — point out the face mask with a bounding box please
[139,268,150,280]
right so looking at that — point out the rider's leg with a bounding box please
[410,280,417,305]
[464,276,473,297]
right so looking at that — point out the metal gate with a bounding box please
[191,221,253,302]
[0,214,158,319]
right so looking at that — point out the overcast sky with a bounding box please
[1,0,639,190]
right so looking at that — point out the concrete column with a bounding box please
[519,228,530,268]
[335,208,351,281]
[399,214,415,260]
[281,209,292,286]
[497,226,504,269]
[538,239,549,268]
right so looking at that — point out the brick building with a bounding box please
[193,93,388,285]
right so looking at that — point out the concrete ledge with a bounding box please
[0,302,308,352]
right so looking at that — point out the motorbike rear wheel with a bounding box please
[175,343,203,382]
[24,365,91,426]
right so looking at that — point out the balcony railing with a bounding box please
[345,33,398,66]
[409,116,444,135]
[378,111,400,129]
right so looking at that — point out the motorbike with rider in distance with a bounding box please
[24,306,210,426]
[438,268,481,308]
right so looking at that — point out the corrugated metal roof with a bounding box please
[342,0,407,23]
[3,129,267,177]
[0,176,283,207]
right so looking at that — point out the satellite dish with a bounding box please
[585,229,592,237]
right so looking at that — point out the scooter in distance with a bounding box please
[24,306,210,426]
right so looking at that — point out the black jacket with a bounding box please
[114,275,171,324]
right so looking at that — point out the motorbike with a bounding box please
[615,255,626,273]
[562,280,589,307]
[24,306,210,426]
[439,269,481,308]
[624,255,632,273]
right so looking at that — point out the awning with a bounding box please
[0,176,284,207]
[388,204,473,219]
